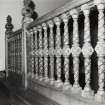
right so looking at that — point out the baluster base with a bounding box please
[71,84,82,94]
[95,90,105,102]
[55,80,63,88]
[81,87,94,99]
[63,81,71,90]
[49,78,55,85]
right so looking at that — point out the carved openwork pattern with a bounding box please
[81,4,94,98]
[70,9,81,91]
[95,3,105,101]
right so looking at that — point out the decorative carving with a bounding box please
[37,25,43,80]
[55,57,63,88]
[70,9,81,93]
[61,13,71,89]
[81,4,94,98]
[95,3,105,102]
[42,23,49,82]
[35,57,39,79]
[71,44,81,57]
[82,43,93,57]
[54,17,63,87]
[61,13,69,45]
[54,17,61,49]
[48,20,55,84]
[42,23,48,50]
[63,57,71,90]
[62,47,71,56]
[48,20,54,56]
[5,15,14,34]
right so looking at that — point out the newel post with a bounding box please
[21,0,35,89]
[5,15,14,78]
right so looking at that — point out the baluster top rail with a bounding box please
[7,28,22,39]
[28,0,93,29]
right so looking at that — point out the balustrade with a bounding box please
[94,1,105,102]
[5,0,105,103]
[7,32,22,75]
[42,23,49,82]
[61,13,71,90]
[48,20,55,85]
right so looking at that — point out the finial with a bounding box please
[22,0,38,21]
[5,15,14,34]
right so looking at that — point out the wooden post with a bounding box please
[5,15,14,79]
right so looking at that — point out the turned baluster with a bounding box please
[94,1,105,102]
[61,13,71,90]
[54,17,63,88]
[34,27,39,79]
[42,23,49,82]
[37,26,43,81]
[81,4,94,98]
[48,20,55,85]
[70,9,82,93]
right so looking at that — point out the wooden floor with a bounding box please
[0,82,11,105]
[0,80,60,105]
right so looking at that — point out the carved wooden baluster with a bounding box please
[81,4,94,98]
[70,9,82,93]
[48,20,55,85]
[34,27,38,79]
[94,1,105,102]
[37,26,43,81]
[61,13,71,90]
[54,17,63,88]
[30,29,34,78]
[42,23,49,82]
[36,26,40,79]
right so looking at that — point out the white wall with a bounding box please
[0,0,70,70]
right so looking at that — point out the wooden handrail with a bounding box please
[7,28,22,39]
[28,0,93,29]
